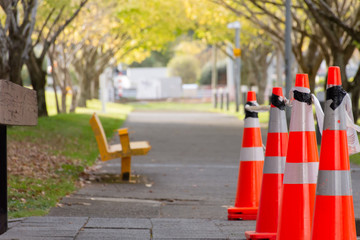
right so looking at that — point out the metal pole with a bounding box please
[285,0,292,123]
[226,44,235,101]
[211,45,218,108]
[234,28,241,112]
[214,89,218,108]
[276,48,282,87]
[220,89,224,109]
[0,125,7,234]
[226,91,230,111]
[227,21,241,112]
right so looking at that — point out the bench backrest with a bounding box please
[89,113,109,158]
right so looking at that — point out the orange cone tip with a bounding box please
[247,91,257,102]
[295,74,310,88]
[327,66,342,86]
[272,87,283,97]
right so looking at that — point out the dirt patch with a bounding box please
[7,140,81,180]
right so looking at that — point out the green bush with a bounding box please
[167,55,200,84]
[198,59,227,85]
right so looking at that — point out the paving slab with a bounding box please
[0,217,88,240]
[151,218,226,239]
[0,216,259,240]
[85,218,152,229]
[76,228,151,240]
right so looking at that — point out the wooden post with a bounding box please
[0,125,7,234]
[0,80,37,234]
[213,89,218,109]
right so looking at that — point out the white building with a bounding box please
[123,67,182,100]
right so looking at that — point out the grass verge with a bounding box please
[129,100,270,123]
[7,97,131,218]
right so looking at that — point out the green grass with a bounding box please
[7,96,132,218]
[350,136,360,165]
[9,174,77,218]
[9,113,127,165]
[129,100,270,123]
[45,91,72,116]
[350,154,360,165]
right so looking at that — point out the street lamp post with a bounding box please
[227,21,241,112]
[285,0,292,123]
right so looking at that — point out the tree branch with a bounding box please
[33,7,55,47]
[22,0,38,60]
[316,0,360,42]
[40,0,88,61]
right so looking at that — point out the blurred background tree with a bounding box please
[1,0,359,119]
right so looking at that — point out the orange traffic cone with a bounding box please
[311,66,357,239]
[245,87,288,239]
[228,91,264,220]
[276,74,319,240]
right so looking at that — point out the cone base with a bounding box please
[312,195,356,240]
[227,207,258,220]
[245,231,276,240]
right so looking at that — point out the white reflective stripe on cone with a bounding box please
[283,162,319,184]
[289,100,316,132]
[268,107,288,133]
[240,147,264,162]
[244,117,260,128]
[263,156,286,174]
[316,170,352,196]
[323,99,347,131]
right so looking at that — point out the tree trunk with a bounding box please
[27,50,48,117]
[351,88,360,123]
[52,75,60,114]
[331,50,348,87]
[78,76,91,107]
[8,43,24,86]
[295,40,323,93]
[70,87,78,113]
[0,42,9,80]
[254,64,267,104]
[61,90,67,113]
[349,65,360,122]
[308,70,317,93]
[250,58,267,104]
[93,75,100,99]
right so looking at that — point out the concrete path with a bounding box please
[0,216,255,239]
[2,110,360,239]
[48,111,268,219]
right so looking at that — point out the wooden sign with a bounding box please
[0,80,38,235]
[0,80,37,126]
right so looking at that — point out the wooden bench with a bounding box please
[0,80,38,234]
[89,113,151,181]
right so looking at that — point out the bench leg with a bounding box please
[121,156,131,181]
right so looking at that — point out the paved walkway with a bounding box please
[1,110,360,239]
[48,111,268,219]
